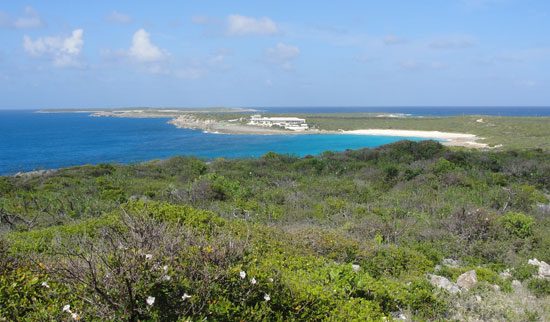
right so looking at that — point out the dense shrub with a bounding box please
[527,279,550,297]
[362,246,433,278]
[2,142,550,320]
[498,212,534,239]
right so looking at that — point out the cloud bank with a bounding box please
[264,42,300,69]
[129,29,167,62]
[1,6,45,29]
[105,11,133,24]
[23,29,84,67]
[225,14,280,36]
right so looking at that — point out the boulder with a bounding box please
[443,258,460,268]
[499,269,512,280]
[528,258,550,279]
[457,270,478,291]
[428,274,461,294]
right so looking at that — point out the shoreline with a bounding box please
[342,129,489,148]
[37,109,490,149]
[168,115,488,148]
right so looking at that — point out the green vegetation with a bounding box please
[2,140,550,320]
[304,114,550,150]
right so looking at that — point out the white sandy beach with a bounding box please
[343,129,488,148]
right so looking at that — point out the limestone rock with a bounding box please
[443,258,460,268]
[428,274,461,294]
[499,269,512,280]
[528,258,550,279]
[457,270,478,291]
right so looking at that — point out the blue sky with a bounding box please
[0,0,549,109]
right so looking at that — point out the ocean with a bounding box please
[260,106,550,116]
[1,107,549,175]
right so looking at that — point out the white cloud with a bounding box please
[264,42,300,69]
[105,11,132,24]
[400,59,420,70]
[1,6,45,29]
[0,11,11,27]
[520,80,536,87]
[383,35,408,45]
[14,6,44,29]
[430,40,475,49]
[207,48,233,71]
[191,15,210,24]
[225,14,279,36]
[129,29,167,62]
[23,29,84,67]
[430,62,446,69]
[459,0,508,9]
[399,60,447,71]
[356,54,374,63]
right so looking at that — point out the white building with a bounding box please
[248,115,309,131]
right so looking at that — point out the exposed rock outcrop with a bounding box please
[528,258,550,279]
[457,270,478,291]
[443,258,460,268]
[428,274,461,294]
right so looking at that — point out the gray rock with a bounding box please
[457,270,478,291]
[528,258,550,279]
[499,269,512,280]
[511,280,522,289]
[13,169,56,178]
[443,258,460,268]
[428,274,461,294]
[491,284,501,292]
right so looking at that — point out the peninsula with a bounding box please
[36,108,550,150]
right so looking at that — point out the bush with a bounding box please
[527,279,550,297]
[431,158,456,175]
[512,263,538,282]
[362,246,433,278]
[498,212,534,239]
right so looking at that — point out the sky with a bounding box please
[0,0,549,109]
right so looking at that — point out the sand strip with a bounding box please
[343,129,488,148]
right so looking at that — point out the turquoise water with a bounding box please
[0,111,432,174]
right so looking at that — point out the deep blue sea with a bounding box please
[1,107,549,175]
[261,106,550,116]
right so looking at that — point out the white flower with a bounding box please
[163,275,171,281]
[182,293,192,301]
[146,296,155,306]
[118,242,127,250]
[71,313,80,320]
[41,281,50,288]
[145,254,153,260]
[264,294,271,301]
[250,278,257,285]
[352,264,360,272]
[240,271,246,279]
[268,278,274,283]
[62,305,71,312]
[163,265,168,271]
